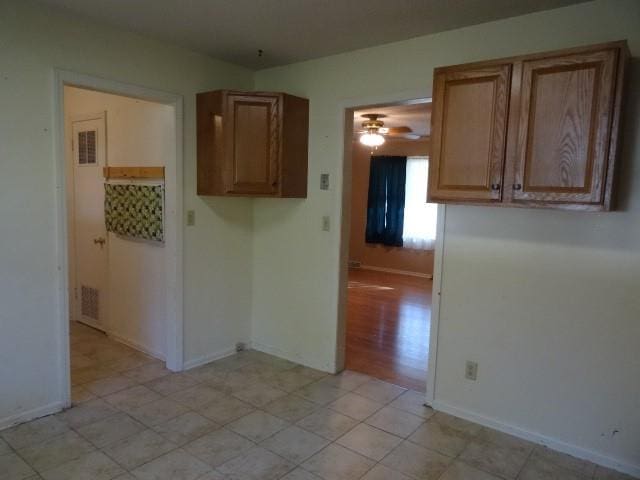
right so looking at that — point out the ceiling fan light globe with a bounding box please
[359,133,385,147]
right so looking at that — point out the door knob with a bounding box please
[491,183,501,191]
[93,237,106,247]
[513,184,522,191]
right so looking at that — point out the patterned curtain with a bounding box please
[104,184,164,242]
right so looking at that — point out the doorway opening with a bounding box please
[55,72,184,408]
[339,99,440,394]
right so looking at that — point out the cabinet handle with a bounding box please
[513,184,522,191]
[491,183,501,191]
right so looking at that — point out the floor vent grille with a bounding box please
[81,285,99,320]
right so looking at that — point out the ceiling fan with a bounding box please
[358,113,421,147]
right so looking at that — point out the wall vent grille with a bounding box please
[78,130,97,165]
[81,285,99,320]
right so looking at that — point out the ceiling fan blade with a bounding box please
[386,126,412,134]
[385,133,425,140]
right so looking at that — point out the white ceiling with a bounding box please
[37,0,587,69]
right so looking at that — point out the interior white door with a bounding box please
[71,115,108,331]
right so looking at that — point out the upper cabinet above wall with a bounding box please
[428,41,629,211]
[429,63,511,203]
[197,90,309,197]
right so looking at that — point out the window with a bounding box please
[403,156,437,250]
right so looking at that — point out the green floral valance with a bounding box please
[104,183,164,242]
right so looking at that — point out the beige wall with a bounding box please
[349,140,433,276]
[252,0,640,473]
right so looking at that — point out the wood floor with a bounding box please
[345,268,432,391]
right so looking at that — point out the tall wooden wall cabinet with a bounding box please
[197,90,309,197]
[428,41,628,211]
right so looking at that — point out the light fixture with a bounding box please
[359,114,387,147]
[359,131,385,147]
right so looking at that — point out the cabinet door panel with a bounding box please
[225,94,279,194]
[511,49,617,204]
[429,64,511,202]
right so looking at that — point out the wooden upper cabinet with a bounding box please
[428,41,628,211]
[429,64,511,203]
[197,90,308,197]
[510,48,619,207]
[225,93,280,195]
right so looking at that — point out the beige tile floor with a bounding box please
[0,322,635,480]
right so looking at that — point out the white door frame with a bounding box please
[425,203,445,405]
[335,90,445,406]
[54,69,184,408]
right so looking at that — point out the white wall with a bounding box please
[0,0,253,427]
[252,0,640,473]
[65,87,174,358]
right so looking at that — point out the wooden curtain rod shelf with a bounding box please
[103,166,165,180]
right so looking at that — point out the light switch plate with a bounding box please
[186,210,195,226]
[320,173,330,190]
[322,216,330,231]
[465,361,478,381]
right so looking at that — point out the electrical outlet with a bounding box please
[322,216,330,231]
[186,210,195,226]
[320,173,330,190]
[465,361,478,381]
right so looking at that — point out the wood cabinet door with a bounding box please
[224,94,280,195]
[429,64,511,202]
[510,48,618,206]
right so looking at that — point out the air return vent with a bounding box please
[81,285,99,320]
[78,130,97,165]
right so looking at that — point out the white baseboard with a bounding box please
[108,332,166,362]
[431,400,640,478]
[0,401,66,432]
[251,341,333,373]
[358,264,433,279]
[183,346,239,370]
